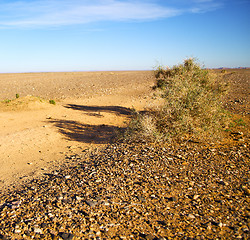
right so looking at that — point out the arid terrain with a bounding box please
[0,71,157,191]
[0,69,249,239]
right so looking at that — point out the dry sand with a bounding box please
[0,71,158,191]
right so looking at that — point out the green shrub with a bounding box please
[16,93,20,99]
[49,99,56,105]
[123,58,229,143]
[3,99,11,103]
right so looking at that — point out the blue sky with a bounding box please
[0,0,249,72]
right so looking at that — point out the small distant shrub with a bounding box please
[49,99,56,105]
[221,69,227,73]
[3,99,11,103]
[123,58,229,143]
[16,94,20,99]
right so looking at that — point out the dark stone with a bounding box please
[168,196,177,201]
[58,232,74,240]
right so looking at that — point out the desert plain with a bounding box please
[0,71,157,190]
[0,69,249,239]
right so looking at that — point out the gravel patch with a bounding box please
[0,141,249,239]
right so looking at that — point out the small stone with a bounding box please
[10,200,21,209]
[58,232,74,240]
[168,196,177,201]
[65,175,71,179]
[34,228,43,234]
[75,196,83,201]
[85,200,99,207]
[188,214,196,219]
[41,223,47,228]
[242,186,250,195]
[242,226,249,233]
[193,195,200,200]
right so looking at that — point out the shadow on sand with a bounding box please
[50,104,134,144]
[64,104,133,116]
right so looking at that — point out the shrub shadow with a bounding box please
[49,104,135,144]
[50,119,123,144]
[64,104,133,116]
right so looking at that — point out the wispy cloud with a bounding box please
[189,0,224,13]
[0,0,224,28]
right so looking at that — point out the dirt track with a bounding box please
[0,71,156,191]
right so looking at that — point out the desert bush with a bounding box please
[123,58,229,143]
[49,99,56,105]
[120,110,163,143]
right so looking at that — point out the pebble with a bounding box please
[85,200,99,207]
[34,228,43,234]
[0,141,249,239]
[58,232,74,240]
[188,214,196,219]
[193,194,200,200]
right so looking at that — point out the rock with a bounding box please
[75,196,83,201]
[242,186,250,195]
[168,196,177,201]
[242,226,249,233]
[193,194,200,200]
[34,228,43,234]
[58,232,74,240]
[85,200,99,207]
[188,214,196,219]
[9,200,21,209]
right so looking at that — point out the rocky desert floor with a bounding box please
[0,69,249,239]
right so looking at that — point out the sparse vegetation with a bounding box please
[0,95,56,111]
[3,99,12,103]
[49,99,56,105]
[123,58,229,143]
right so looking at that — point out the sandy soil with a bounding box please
[0,71,158,191]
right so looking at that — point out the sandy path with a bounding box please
[0,71,156,191]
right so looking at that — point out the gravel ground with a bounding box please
[0,140,249,239]
[0,69,249,239]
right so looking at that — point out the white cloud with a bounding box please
[0,0,223,28]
